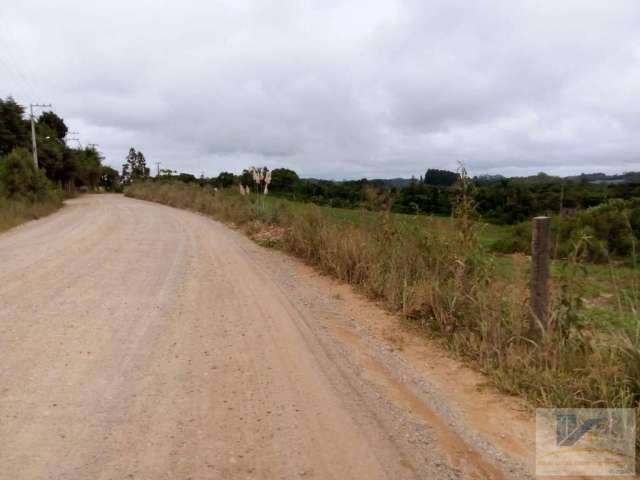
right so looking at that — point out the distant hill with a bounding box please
[474,174,506,185]
[565,172,640,184]
[302,170,640,187]
[373,178,415,188]
[474,171,640,186]
[302,177,415,188]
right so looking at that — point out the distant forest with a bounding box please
[149,166,640,260]
[157,166,640,226]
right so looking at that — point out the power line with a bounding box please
[66,131,81,149]
[0,51,38,100]
[0,40,40,100]
[0,55,24,94]
[0,14,43,100]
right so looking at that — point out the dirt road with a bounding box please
[0,194,531,479]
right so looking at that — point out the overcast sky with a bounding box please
[1,1,639,179]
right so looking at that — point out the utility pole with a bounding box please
[30,103,52,168]
[155,162,161,177]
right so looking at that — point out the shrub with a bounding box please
[491,198,640,262]
[0,148,52,201]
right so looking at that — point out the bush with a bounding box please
[490,199,640,262]
[0,148,52,201]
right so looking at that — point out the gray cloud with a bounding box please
[1,0,639,178]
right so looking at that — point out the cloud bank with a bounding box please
[2,0,639,178]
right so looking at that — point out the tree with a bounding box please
[122,147,149,183]
[0,148,50,200]
[0,97,30,156]
[135,150,149,178]
[0,98,111,195]
[100,166,120,191]
[270,168,299,192]
[240,169,255,189]
[424,169,459,187]
[38,111,68,140]
[177,172,196,183]
[216,171,234,188]
[121,163,130,183]
[71,147,102,190]
[36,123,65,182]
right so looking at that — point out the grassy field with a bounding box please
[264,195,506,247]
[0,195,63,233]
[126,181,640,435]
[269,195,639,316]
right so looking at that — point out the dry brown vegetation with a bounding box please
[0,195,63,233]
[126,181,640,431]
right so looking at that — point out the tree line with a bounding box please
[153,166,640,260]
[0,97,118,201]
[155,165,640,223]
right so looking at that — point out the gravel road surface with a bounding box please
[0,194,530,479]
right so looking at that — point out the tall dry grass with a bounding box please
[126,181,640,431]
[0,194,63,233]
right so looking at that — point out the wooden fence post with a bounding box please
[531,216,551,328]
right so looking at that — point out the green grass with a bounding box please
[264,195,506,249]
[273,194,639,321]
